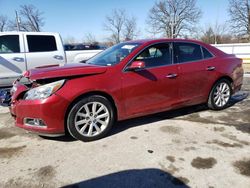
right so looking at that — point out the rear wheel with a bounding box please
[67,95,115,142]
[208,79,232,110]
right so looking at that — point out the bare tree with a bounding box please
[228,0,250,40]
[147,0,202,38]
[104,9,126,44]
[83,33,98,44]
[104,9,139,43]
[200,27,215,44]
[200,22,229,44]
[123,16,139,41]
[0,15,9,31]
[63,36,76,44]
[8,4,44,32]
[18,4,44,31]
[213,22,228,44]
[200,23,235,44]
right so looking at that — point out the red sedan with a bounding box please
[7,39,243,141]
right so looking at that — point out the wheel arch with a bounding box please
[219,75,233,83]
[208,75,233,99]
[64,91,118,133]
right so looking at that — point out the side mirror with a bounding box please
[127,61,145,71]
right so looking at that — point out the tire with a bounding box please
[67,95,115,142]
[208,79,232,110]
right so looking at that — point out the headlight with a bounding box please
[24,80,65,100]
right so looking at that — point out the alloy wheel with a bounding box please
[74,102,110,137]
[213,82,231,107]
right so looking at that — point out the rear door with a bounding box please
[24,33,65,69]
[122,43,180,117]
[0,34,26,87]
[173,42,208,104]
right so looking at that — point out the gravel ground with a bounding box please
[0,77,249,188]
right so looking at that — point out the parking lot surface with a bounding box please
[0,76,250,188]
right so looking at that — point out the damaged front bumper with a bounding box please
[7,77,68,136]
[0,75,31,107]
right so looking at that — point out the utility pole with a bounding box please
[169,16,177,38]
[15,10,21,31]
[170,22,174,38]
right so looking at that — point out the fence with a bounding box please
[213,43,250,72]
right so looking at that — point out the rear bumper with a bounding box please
[10,94,70,135]
[232,65,244,94]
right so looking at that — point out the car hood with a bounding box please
[25,63,108,80]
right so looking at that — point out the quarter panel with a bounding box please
[178,60,208,104]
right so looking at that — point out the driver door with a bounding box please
[122,43,180,117]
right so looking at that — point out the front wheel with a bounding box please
[67,95,115,142]
[208,79,232,110]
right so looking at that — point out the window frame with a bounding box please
[0,35,20,54]
[173,42,216,64]
[26,35,58,53]
[202,46,215,60]
[123,42,174,72]
[173,42,205,64]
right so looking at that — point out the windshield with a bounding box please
[86,42,141,66]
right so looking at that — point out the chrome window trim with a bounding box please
[123,41,217,72]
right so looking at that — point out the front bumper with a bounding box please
[10,94,70,135]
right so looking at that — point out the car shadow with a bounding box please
[229,91,249,106]
[109,104,207,137]
[39,132,76,142]
[41,91,248,142]
[41,104,207,143]
[61,168,190,188]
[109,91,248,138]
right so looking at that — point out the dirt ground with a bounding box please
[0,76,250,188]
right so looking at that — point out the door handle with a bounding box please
[53,55,63,60]
[12,57,24,62]
[206,66,215,71]
[166,73,178,79]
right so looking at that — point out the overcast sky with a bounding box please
[0,0,229,41]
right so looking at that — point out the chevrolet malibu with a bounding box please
[7,39,243,141]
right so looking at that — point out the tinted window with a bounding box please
[0,35,20,53]
[27,35,57,52]
[174,43,202,63]
[202,47,213,59]
[134,43,171,68]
